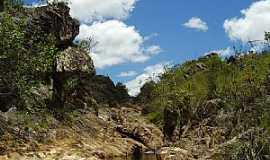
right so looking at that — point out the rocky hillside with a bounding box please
[137,52,270,159]
[1,1,270,160]
[0,1,130,113]
[0,2,165,160]
[0,105,165,160]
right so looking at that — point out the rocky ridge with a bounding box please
[0,2,164,160]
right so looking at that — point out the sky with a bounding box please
[24,0,270,95]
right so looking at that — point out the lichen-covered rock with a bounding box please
[61,75,118,110]
[22,83,53,111]
[26,3,80,49]
[87,75,120,103]
[56,47,95,75]
[112,107,164,150]
[71,75,129,104]
[116,124,163,150]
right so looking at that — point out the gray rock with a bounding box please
[26,3,80,49]
[56,47,95,75]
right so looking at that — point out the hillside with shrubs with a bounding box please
[1,1,270,160]
[136,36,270,159]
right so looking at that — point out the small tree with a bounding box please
[2,0,23,11]
[115,82,130,103]
[135,81,156,104]
[265,32,270,51]
[265,32,270,42]
[78,37,98,53]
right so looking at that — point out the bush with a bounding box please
[222,129,270,160]
[137,52,270,140]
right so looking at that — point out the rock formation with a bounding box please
[0,3,159,159]
[26,2,80,49]
[111,107,164,150]
[56,47,95,75]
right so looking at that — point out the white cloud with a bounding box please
[144,33,159,41]
[204,47,235,57]
[24,1,46,8]
[78,20,161,69]
[224,0,270,42]
[145,45,162,55]
[183,17,208,32]
[249,40,269,53]
[50,0,137,23]
[125,62,171,96]
[43,0,161,69]
[117,71,138,77]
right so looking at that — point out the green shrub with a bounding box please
[138,52,270,139]
[222,129,270,160]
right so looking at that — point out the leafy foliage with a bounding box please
[138,51,270,144]
[2,0,23,11]
[115,82,130,103]
[265,32,270,42]
[0,11,58,111]
[135,81,156,105]
[222,129,270,160]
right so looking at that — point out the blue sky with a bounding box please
[24,0,270,95]
[117,0,253,78]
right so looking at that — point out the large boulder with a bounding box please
[112,107,164,150]
[116,124,163,150]
[26,2,80,49]
[52,46,130,110]
[51,46,95,110]
[80,75,127,104]
[56,47,95,75]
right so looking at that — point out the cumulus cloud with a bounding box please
[117,71,138,77]
[78,20,161,68]
[47,0,136,23]
[183,17,208,32]
[224,0,270,42]
[125,62,171,96]
[44,0,161,69]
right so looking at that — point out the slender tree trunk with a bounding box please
[51,61,65,110]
